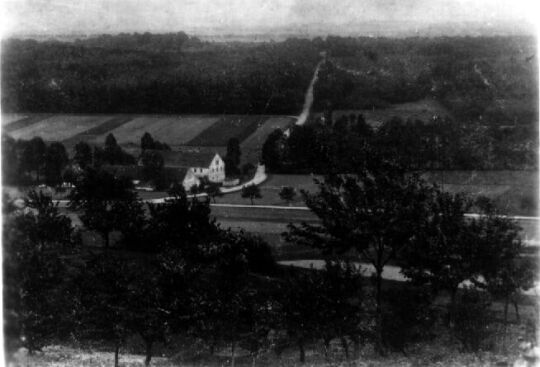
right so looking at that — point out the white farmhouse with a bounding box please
[159,151,226,191]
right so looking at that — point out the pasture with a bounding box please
[8,115,113,141]
[62,116,135,149]
[90,115,220,147]
[2,113,54,132]
[186,115,268,146]
[421,170,538,216]
[1,113,27,126]
[2,114,295,162]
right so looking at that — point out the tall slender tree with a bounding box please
[73,141,93,169]
[20,137,46,182]
[44,142,69,187]
[225,137,241,176]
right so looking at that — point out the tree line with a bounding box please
[3,153,537,365]
[1,133,137,187]
[261,114,537,173]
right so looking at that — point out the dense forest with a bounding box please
[2,34,537,125]
[1,33,320,114]
[315,36,538,125]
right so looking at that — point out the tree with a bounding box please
[225,138,241,176]
[287,124,322,171]
[205,182,223,203]
[141,132,155,150]
[129,260,170,367]
[68,168,144,248]
[279,268,324,363]
[2,134,20,185]
[400,191,480,305]
[261,129,285,171]
[75,254,135,367]
[141,132,170,151]
[104,133,122,164]
[241,184,262,205]
[317,260,367,360]
[195,230,276,366]
[3,190,75,352]
[140,150,164,184]
[93,146,105,168]
[279,186,296,205]
[473,204,537,347]
[103,133,135,165]
[285,160,433,354]
[20,137,46,182]
[241,162,256,177]
[44,142,69,187]
[73,141,92,169]
[146,184,219,256]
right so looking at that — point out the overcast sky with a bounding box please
[2,0,537,35]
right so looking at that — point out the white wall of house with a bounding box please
[192,154,225,183]
[208,154,225,183]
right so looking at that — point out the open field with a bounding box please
[2,114,294,162]
[8,115,113,141]
[186,115,268,146]
[63,116,135,148]
[2,113,54,132]
[1,113,28,126]
[421,170,538,216]
[91,115,220,147]
[240,116,296,164]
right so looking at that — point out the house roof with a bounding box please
[158,150,220,168]
[102,164,190,182]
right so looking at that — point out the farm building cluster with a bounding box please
[104,151,227,192]
[157,151,226,191]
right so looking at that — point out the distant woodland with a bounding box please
[1,33,320,114]
[2,34,537,124]
[316,36,538,124]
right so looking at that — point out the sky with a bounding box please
[1,0,538,36]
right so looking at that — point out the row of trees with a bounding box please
[261,114,537,172]
[1,135,74,187]
[1,132,170,187]
[4,157,537,365]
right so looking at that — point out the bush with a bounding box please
[450,287,495,352]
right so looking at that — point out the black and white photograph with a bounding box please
[1,0,539,366]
